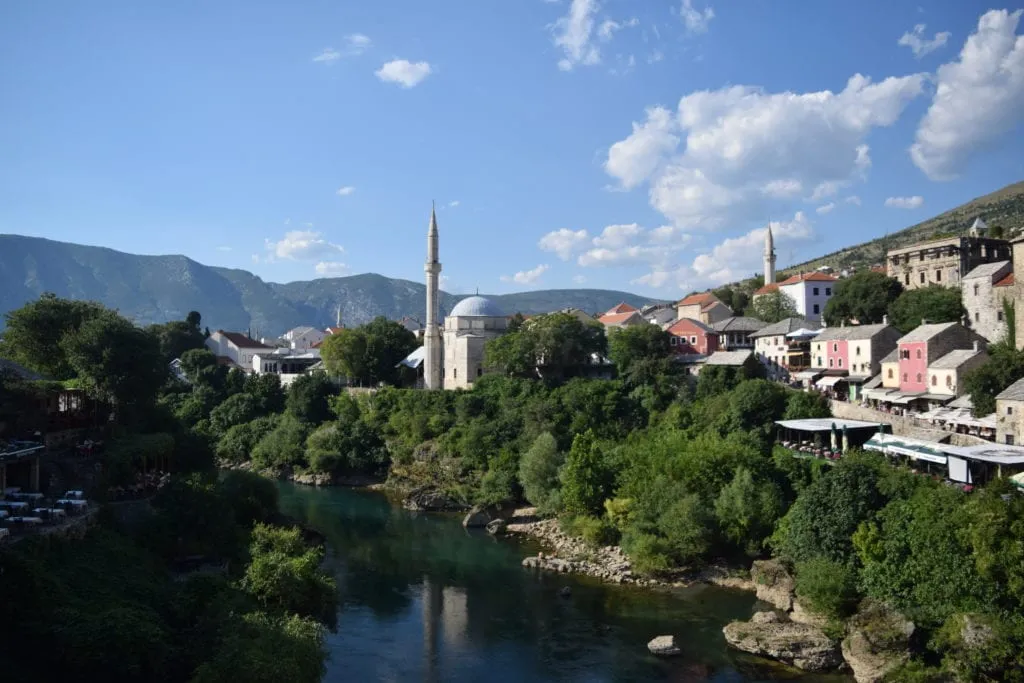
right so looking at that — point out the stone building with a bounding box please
[927,345,988,397]
[675,292,733,325]
[996,377,1024,446]
[962,261,1012,343]
[885,222,1011,291]
[441,296,509,390]
[711,316,767,350]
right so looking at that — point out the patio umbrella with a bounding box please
[842,425,849,453]
[831,422,838,451]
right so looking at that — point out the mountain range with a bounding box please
[0,235,654,336]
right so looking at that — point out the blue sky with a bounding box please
[2,1,1023,297]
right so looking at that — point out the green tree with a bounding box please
[750,289,799,323]
[0,292,107,379]
[714,467,784,556]
[823,270,904,326]
[241,524,337,624]
[305,420,386,475]
[320,317,417,386]
[888,285,966,334]
[784,390,832,420]
[147,312,206,362]
[793,557,860,620]
[218,470,279,526]
[518,432,563,514]
[486,312,607,379]
[607,324,670,376]
[179,348,225,391]
[245,372,286,414]
[216,415,280,463]
[964,344,1024,416]
[560,430,615,517]
[209,393,262,437]
[285,372,336,425]
[723,379,788,438]
[192,612,327,683]
[251,414,310,469]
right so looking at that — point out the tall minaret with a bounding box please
[423,204,443,390]
[764,223,776,285]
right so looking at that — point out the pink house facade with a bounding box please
[898,341,929,393]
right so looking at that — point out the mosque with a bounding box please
[405,205,509,390]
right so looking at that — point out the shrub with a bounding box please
[518,432,563,514]
[794,557,860,620]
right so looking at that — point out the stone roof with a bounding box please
[753,283,780,296]
[215,331,272,349]
[450,296,504,317]
[962,261,1011,280]
[880,349,899,363]
[666,317,716,334]
[898,321,960,343]
[704,350,754,366]
[815,323,894,341]
[929,348,984,370]
[998,377,1024,402]
[710,316,767,333]
[599,311,644,326]
[750,317,820,338]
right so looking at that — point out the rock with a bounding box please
[790,599,829,628]
[403,488,459,512]
[723,620,841,672]
[291,472,333,487]
[463,505,492,528]
[750,559,796,612]
[485,518,507,535]
[647,635,681,656]
[841,601,915,683]
[559,586,572,598]
[751,611,782,624]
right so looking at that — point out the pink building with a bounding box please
[667,318,719,356]
[896,322,982,394]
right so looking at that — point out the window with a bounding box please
[826,287,832,295]
[974,284,980,296]
[905,274,911,285]
[855,346,861,356]
[931,375,937,386]
[1008,406,1014,415]
[920,271,926,284]
[903,372,908,382]
[946,375,952,387]
[670,337,677,346]
[887,368,893,379]
[813,304,820,314]
[813,287,819,296]
[935,269,942,282]
[916,373,922,382]
[690,336,697,344]
[999,311,1005,322]
[916,349,922,360]
[477,368,483,377]
[833,343,838,352]
[454,368,457,379]
[838,358,843,368]
[975,312,980,322]
[1007,435,1015,446]
[817,357,823,366]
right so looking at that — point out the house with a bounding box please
[598,308,646,329]
[280,326,326,351]
[169,358,189,384]
[641,303,677,326]
[558,308,598,325]
[710,316,767,350]
[205,331,273,371]
[675,292,733,325]
[750,317,821,378]
[880,349,900,389]
[896,322,985,395]
[996,377,1024,446]
[777,272,838,322]
[927,345,988,397]
[666,318,719,356]
[886,224,1011,291]
[251,348,323,387]
[703,349,755,367]
[961,261,1012,343]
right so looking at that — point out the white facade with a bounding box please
[764,225,776,285]
[251,348,322,387]
[281,326,326,350]
[424,206,443,390]
[441,297,508,390]
[205,331,271,370]
[778,277,836,322]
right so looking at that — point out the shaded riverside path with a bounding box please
[277,483,852,683]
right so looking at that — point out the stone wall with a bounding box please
[829,401,950,442]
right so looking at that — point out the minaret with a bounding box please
[764,223,776,285]
[423,204,443,389]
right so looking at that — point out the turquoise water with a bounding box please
[277,482,852,683]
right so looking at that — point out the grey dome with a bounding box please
[449,296,504,317]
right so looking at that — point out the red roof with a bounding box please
[325,326,345,334]
[215,330,272,349]
[778,272,838,285]
[995,273,1015,287]
[676,291,719,307]
[870,265,886,274]
[753,283,779,296]
[605,302,638,315]
[666,317,716,335]
[599,311,641,326]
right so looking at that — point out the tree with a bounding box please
[0,293,107,379]
[218,470,279,526]
[518,432,563,514]
[209,393,263,437]
[245,372,286,414]
[824,270,904,326]
[714,467,784,556]
[888,285,965,334]
[607,324,670,376]
[251,414,310,469]
[147,315,206,362]
[285,372,335,425]
[750,290,799,323]
[305,420,386,475]
[191,612,327,683]
[793,557,859,620]
[723,379,788,438]
[560,430,615,517]
[486,312,607,379]
[320,317,417,386]
[179,349,224,390]
[216,415,280,463]
[241,524,337,624]
[784,390,832,420]
[964,344,1024,416]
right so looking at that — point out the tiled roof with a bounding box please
[215,331,272,349]
[605,302,638,315]
[710,316,768,333]
[325,326,345,334]
[702,301,729,312]
[997,377,1024,402]
[815,323,895,342]
[750,317,819,338]
[599,311,643,326]
[704,350,754,366]
[753,283,780,296]
[778,272,839,285]
[962,261,1011,280]
[667,317,716,334]
[676,291,719,307]
[930,348,985,370]
[870,265,886,273]
[898,321,960,343]
[880,349,899,363]
[995,273,1015,287]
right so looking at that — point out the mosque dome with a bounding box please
[449,296,504,318]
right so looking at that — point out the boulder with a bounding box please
[751,611,782,624]
[750,559,796,612]
[291,472,333,487]
[841,601,915,683]
[463,505,493,528]
[647,635,681,656]
[559,586,572,598]
[485,518,507,535]
[790,599,829,628]
[723,620,841,672]
[403,488,459,512]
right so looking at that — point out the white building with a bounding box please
[777,272,838,322]
[251,348,322,387]
[280,326,326,350]
[442,296,509,389]
[205,330,273,370]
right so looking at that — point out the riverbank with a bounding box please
[219,459,387,489]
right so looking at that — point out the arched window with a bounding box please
[931,375,937,386]
[887,368,893,379]
[946,375,952,387]
[838,358,843,368]
[833,343,838,352]
[916,373,922,383]
[974,284,980,296]
[903,373,908,382]
[916,349,922,360]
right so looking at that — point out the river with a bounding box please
[277,482,852,683]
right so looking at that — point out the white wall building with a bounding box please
[442,297,509,390]
[205,330,273,370]
[251,348,322,387]
[777,272,838,322]
[280,326,326,350]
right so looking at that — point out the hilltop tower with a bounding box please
[764,224,776,285]
[423,204,443,389]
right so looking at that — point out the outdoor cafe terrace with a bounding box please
[774,418,888,461]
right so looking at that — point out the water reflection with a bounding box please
[277,483,851,683]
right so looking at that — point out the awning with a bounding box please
[887,394,920,405]
[889,445,947,464]
[864,388,895,400]
[793,370,820,380]
[916,394,956,403]
[816,376,845,388]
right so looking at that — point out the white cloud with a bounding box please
[314,261,350,277]
[501,264,550,285]
[898,24,951,58]
[632,212,813,291]
[910,10,1024,180]
[680,0,714,34]
[265,230,344,261]
[816,202,835,215]
[884,195,924,209]
[336,186,355,196]
[216,246,232,252]
[592,223,643,248]
[573,275,587,285]
[845,195,862,206]
[598,17,638,41]
[344,33,372,56]
[552,0,601,71]
[538,228,590,260]
[577,223,691,268]
[605,73,925,230]
[312,48,341,64]
[375,59,433,88]
[448,200,460,208]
